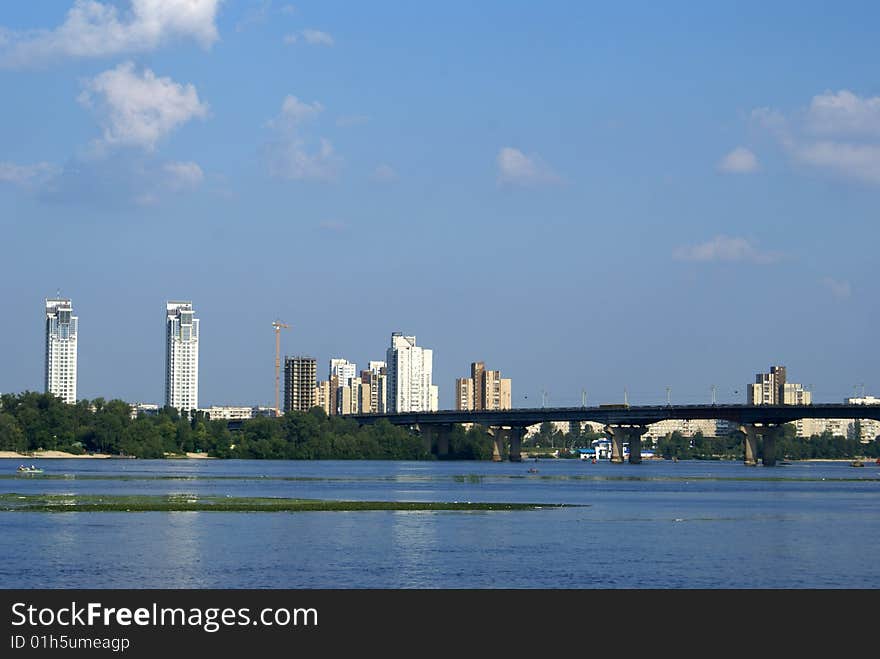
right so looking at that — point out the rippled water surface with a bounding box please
[1,458,878,588]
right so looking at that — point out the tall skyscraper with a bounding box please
[283,356,317,413]
[386,333,438,412]
[165,301,199,412]
[45,297,78,404]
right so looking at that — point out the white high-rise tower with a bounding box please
[165,301,199,412]
[386,333,438,413]
[45,297,78,404]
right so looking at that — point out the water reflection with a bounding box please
[390,511,440,587]
[1,459,879,588]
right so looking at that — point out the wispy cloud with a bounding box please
[78,62,209,153]
[265,94,340,181]
[163,161,204,190]
[236,0,272,32]
[673,235,782,264]
[283,28,334,46]
[753,89,880,185]
[371,164,397,183]
[821,277,852,299]
[0,161,60,189]
[717,147,759,174]
[0,0,221,68]
[793,141,880,184]
[32,155,205,209]
[496,147,563,186]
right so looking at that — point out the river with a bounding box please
[1,457,878,588]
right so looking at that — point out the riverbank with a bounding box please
[0,450,112,459]
[0,451,213,459]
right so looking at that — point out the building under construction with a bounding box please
[284,356,317,413]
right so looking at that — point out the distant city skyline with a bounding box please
[8,297,873,413]
[2,2,878,407]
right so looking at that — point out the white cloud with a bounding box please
[806,90,880,137]
[0,161,60,188]
[372,164,397,183]
[163,160,204,189]
[0,0,221,68]
[265,95,339,181]
[301,29,333,45]
[717,147,758,173]
[754,90,880,185]
[496,147,562,186]
[751,107,788,132]
[283,28,334,46]
[272,95,323,126]
[793,141,880,184]
[673,235,781,264]
[79,61,209,152]
[821,277,852,300]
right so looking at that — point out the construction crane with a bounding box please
[272,320,290,416]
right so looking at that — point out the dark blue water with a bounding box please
[1,458,878,588]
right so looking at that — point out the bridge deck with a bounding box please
[352,404,880,427]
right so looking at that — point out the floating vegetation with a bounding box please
[0,493,571,513]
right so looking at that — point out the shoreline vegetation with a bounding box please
[0,450,210,459]
[2,392,878,462]
[0,451,871,463]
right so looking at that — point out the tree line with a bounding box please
[3,392,876,461]
[0,392,492,460]
[524,421,880,460]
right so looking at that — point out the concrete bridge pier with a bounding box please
[605,425,646,464]
[416,424,433,454]
[738,424,780,466]
[436,424,451,457]
[509,427,525,462]
[419,424,454,457]
[470,425,525,462]
[626,426,650,464]
[761,425,779,467]
[489,426,508,462]
[739,425,759,466]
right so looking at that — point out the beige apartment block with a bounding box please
[455,361,512,411]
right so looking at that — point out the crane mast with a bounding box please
[272,320,290,416]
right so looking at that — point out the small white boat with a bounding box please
[17,465,43,474]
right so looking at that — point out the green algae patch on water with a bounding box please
[0,493,572,513]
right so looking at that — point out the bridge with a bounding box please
[351,404,880,466]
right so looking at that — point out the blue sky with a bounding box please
[1,1,878,408]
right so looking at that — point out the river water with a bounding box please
[1,457,878,588]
